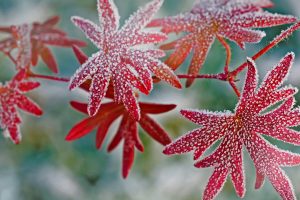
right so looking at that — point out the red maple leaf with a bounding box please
[66,100,175,178]
[0,69,43,144]
[69,0,181,120]
[0,16,86,73]
[70,45,173,179]
[164,53,300,200]
[148,0,296,86]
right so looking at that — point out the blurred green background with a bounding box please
[1,0,300,199]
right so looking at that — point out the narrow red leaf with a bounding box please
[139,114,171,145]
[15,92,43,116]
[122,140,135,179]
[95,112,121,149]
[40,46,58,73]
[140,103,176,114]
[43,15,60,26]
[107,127,123,152]
[17,82,40,92]
[70,101,88,114]
[65,117,98,141]
[72,45,88,64]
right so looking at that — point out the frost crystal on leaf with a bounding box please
[66,100,175,178]
[164,53,300,200]
[0,70,42,144]
[69,0,181,120]
[11,24,32,70]
[148,0,296,86]
[0,16,86,72]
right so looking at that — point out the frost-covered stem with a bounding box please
[28,72,69,82]
[231,21,300,77]
[5,52,17,65]
[229,80,240,97]
[216,35,242,96]
[177,73,227,81]
[217,35,231,74]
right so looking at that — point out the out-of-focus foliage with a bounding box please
[0,0,300,200]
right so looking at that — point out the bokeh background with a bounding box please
[1,0,300,199]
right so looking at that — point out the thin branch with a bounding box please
[177,73,227,81]
[28,72,70,82]
[229,79,240,97]
[231,21,300,77]
[217,35,231,74]
[5,52,17,65]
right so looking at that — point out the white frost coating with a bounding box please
[97,0,120,31]
[259,52,295,93]
[71,16,103,48]
[148,0,296,86]
[121,0,164,34]
[70,0,179,119]
[165,53,300,200]
[14,24,32,69]
[0,72,42,144]
[69,51,104,90]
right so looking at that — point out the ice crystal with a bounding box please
[11,24,32,69]
[164,53,300,200]
[66,100,175,178]
[69,0,181,120]
[0,16,86,72]
[148,0,296,86]
[0,70,42,144]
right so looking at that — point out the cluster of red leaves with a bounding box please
[164,53,300,200]
[1,0,300,199]
[0,16,85,143]
[69,0,181,120]
[0,69,42,144]
[67,45,175,178]
[148,0,296,86]
[0,16,86,73]
[67,100,174,178]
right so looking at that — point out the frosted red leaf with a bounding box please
[0,16,86,72]
[0,69,43,144]
[148,0,296,86]
[11,24,32,70]
[70,45,115,98]
[66,100,175,178]
[164,53,300,200]
[69,0,181,120]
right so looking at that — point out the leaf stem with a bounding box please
[177,73,227,81]
[217,35,231,74]
[28,72,69,82]
[229,80,240,97]
[177,22,300,96]
[5,52,17,65]
[231,21,300,76]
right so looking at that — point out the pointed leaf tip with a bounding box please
[140,103,176,114]
[122,144,135,179]
[72,45,88,64]
[43,15,60,26]
[66,117,97,141]
[35,108,43,116]
[162,145,172,155]
[286,52,295,62]
[88,103,99,117]
[175,79,182,89]
[70,101,88,114]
